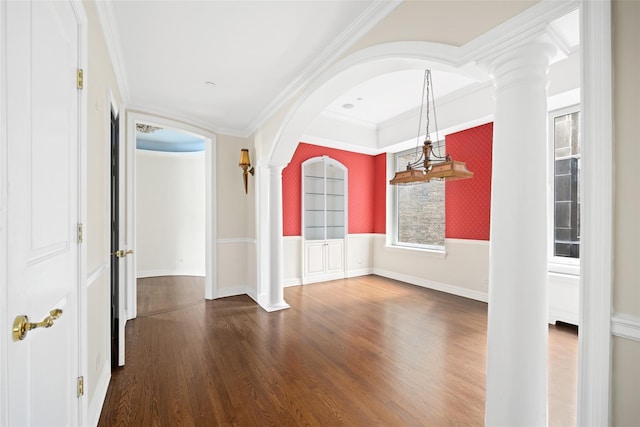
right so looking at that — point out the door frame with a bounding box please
[76,2,88,425]
[108,95,127,367]
[0,1,9,422]
[124,112,217,321]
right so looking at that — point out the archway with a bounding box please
[260,1,615,419]
[255,42,480,313]
[124,112,217,320]
[268,41,479,165]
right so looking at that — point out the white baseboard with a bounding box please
[346,268,374,278]
[283,278,301,287]
[137,269,205,278]
[88,362,111,427]
[215,286,250,299]
[612,314,640,342]
[301,272,346,285]
[373,269,489,303]
[284,268,373,287]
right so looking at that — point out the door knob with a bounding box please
[13,309,63,341]
[112,249,133,258]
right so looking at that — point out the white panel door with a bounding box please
[5,1,81,425]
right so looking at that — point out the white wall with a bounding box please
[214,134,257,298]
[612,1,640,424]
[136,149,205,277]
[85,0,122,423]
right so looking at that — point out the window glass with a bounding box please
[553,112,580,258]
[394,146,445,248]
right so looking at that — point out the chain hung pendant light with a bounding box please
[389,70,473,185]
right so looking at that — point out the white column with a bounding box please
[485,41,556,426]
[256,162,290,312]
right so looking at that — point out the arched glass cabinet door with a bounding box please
[301,156,348,283]
[302,156,347,240]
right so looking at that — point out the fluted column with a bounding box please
[256,162,289,312]
[484,41,556,426]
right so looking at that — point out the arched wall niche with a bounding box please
[267,41,485,165]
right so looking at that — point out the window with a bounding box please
[551,109,580,259]
[393,145,445,249]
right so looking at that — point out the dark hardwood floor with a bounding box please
[137,275,205,317]
[99,275,577,426]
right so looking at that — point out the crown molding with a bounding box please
[244,0,402,136]
[379,80,493,131]
[126,104,247,139]
[272,0,581,161]
[94,0,131,102]
[460,0,580,67]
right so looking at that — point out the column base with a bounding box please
[259,301,290,313]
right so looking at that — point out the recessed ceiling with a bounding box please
[100,2,579,145]
[323,69,477,126]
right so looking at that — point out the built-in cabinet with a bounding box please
[301,156,347,283]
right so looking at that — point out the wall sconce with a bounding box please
[239,148,255,194]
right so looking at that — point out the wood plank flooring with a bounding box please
[137,275,205,317]
[99,275,577,426]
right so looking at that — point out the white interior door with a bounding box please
[5,1,81,425]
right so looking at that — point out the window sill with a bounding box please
[548,260,580,276]
[384,244,446,259]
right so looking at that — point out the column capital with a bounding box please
[257,160,287,174]
[482,40,557,94]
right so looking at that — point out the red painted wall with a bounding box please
[373,153,387,234]
[445,122,493,240]
[282,143,382,236]
[283,122,492,239]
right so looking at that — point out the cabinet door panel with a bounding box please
[305,243,325,275]
[326,241,344,273]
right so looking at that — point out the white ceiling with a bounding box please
[323,69,477,127]
[104,0,399,136]
[101,2,579,142]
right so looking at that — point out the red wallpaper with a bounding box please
[445,122,493,240]
[373,153,387,233]
[282,143,381,236]
[282,122,491,239]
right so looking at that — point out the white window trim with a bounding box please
[390,145,446,252]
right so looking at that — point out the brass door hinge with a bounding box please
[77,223,84,244]
[77,376,84,397]
[77,69,84,90]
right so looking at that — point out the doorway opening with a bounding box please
[110,106,120,368]
[116,112,216,346]
[135,124,207,316]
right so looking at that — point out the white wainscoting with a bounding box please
[612,314,640,342]
[548,272,580,325]
[285,234,490,302]
[284,234,583,320]
[373,235,490,301]
[283,234,376,286]
[85,263,110,427]
[88,361,111,427]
